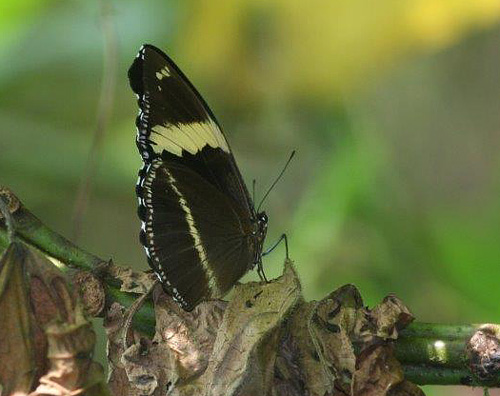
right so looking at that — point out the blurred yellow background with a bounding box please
[1,1,500,394]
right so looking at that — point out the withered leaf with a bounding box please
[370,295,414,340]
[351,344,403,396]
[154,295,226,378]
[311,286,366,393]
[202,259,302,396]
[109,264,157,294]
[105,262,420,396]
[31,306,105,395]
[0,243,35,394]
[276,284,365,396]
[0,240,107,396]
[106,283,227,395]
[283,301,338,396]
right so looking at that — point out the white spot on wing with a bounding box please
[155,66,171,80]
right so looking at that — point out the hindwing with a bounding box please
[137,159,255,310]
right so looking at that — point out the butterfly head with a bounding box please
[252,211,268,264]
[257,212,268,231]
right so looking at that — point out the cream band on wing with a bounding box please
[162,167,223,297]
[150,119,230,156]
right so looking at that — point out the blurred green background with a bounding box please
[2,1,500,394]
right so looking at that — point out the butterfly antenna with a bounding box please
[257,150,296,213]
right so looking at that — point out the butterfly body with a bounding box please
[129,44,267,310]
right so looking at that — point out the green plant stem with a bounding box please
[3,206,103,270]
[105,284,156,336]
[396,322,500,386]
[402,365,472,386]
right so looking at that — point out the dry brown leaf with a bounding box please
[370,296,414,340]
[0,242,108,396]
[273,283,419,396]
[0,243,36,395]
[313,285,367,394]
[106,302,142,396]
[106,260,302,395]
[31,305,104,395]
[351,344,403,396]
[202,259,302,396]
[348,292,417,396]
[108,264,157,294]
[104,262,420,396]
[280,301,339,396]
[154,294,226,379]
[105,276,227,396]
[274,284,366,396]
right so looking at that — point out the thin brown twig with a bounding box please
[71,0,118,242]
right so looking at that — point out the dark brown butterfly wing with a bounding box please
[128,44,254,215]
[137,159,255,310]
[128,44,263,310]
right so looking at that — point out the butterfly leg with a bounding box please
[262,233,289,259]
[256,260,269,283]
[257,234,289,282]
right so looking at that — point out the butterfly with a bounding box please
[128,44,270,311]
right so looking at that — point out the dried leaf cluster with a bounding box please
[105,261,423,396]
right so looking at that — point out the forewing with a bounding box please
[128,44,253,213]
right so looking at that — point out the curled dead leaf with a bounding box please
[106,260,302,396]
[107,264,157,294]
[0,243,36,395]
[31,306,104,396]
[352,344,403,396]
[466,325,500,382]
[72,271,106,317]
[370,295,414,340]
[0,241,108,395]
[273,283,417,396]
[202,259,302,396]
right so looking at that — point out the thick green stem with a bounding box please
[400,322,478,340]
[4,205,103,270]
[402,365,473,386]
[105,284,156,336]
[396,322,500,386]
